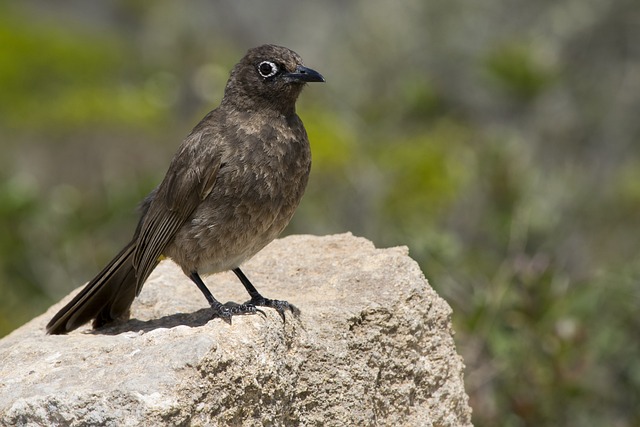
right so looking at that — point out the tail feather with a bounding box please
[47,240,142,334]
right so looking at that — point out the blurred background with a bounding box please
[1,0,639,425]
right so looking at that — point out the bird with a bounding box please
[46,44,324,334]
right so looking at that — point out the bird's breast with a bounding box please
[167,114,311,274]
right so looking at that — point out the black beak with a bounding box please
[284,65,325,83]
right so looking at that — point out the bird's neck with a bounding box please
[222,97,296,118]
[221,82,302,117]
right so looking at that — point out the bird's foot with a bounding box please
[209,302,265,325]
[243,297,300,322]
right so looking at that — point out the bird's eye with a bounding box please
[257,61,278,78]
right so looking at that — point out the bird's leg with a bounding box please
[232,268,299,322]
[189,271,259,324]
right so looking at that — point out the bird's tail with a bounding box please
[46,240,145,335]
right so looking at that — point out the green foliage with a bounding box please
[378,120,474,226]
[302,107,356,171]
[0,175,48,332]
[0,9,167,132]
[463,257,640,426]
[485,42,556,102]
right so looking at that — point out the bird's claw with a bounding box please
[210,299,297,324]
[243,297,300,323]
[210,302,262,324]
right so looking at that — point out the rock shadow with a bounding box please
[90,307,216,335]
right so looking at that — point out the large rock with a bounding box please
[0,233,472,426]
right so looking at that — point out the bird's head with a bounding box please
[222,44,325,114]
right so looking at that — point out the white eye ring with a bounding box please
[257,61,278,78]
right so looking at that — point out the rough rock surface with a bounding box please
[0,233,472,426]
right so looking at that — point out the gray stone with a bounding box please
[0,233,472,426]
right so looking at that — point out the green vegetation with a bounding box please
[1,2,638,426]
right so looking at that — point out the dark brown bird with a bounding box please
[46,44,324,334]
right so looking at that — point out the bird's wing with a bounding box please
[133,130,222,293]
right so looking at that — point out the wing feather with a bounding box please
[132,130,222,291]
